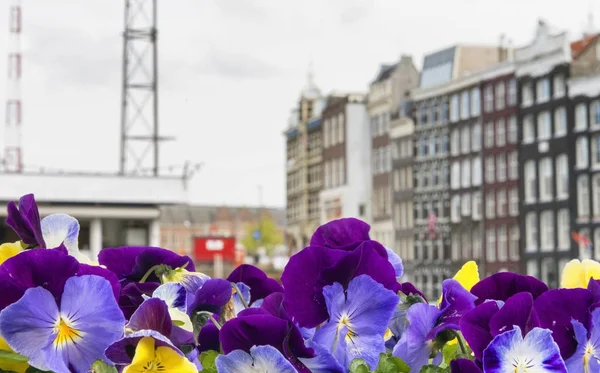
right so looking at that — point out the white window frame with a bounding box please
[593,134,600,169]
[509,225,520,261]
[485,121,494,148]
[472,123,482,151]
[508,116,517,144]
[522,82,533,107]
[461,192,471,216]
[498,225,508,262]
[497,189,507,217]
[525,160,537,203]
[523,115,534,144]
[461,126,470,154]
[460,91,470,120]
[486,191,496,219]
[461,159,471,188]
[495,82,505,110]
[451,161,461,190]
[450,94,460,122]
[486,228,496,262]
[578,175,590,219]
[497,154,506,182]
[472,156,482,186]
[485,156,495,184]
[540,210,555,252]
[451,129,460,156]
[553,74,565,98]
[484,85,494,112]
[594,174,600,218]
[536,78,550,103]
[509,188,519,216]
[509,151,518,180]
[538,157,553,202]
[473,191,482,220]
[576,103,588,132]
[451,195,461,223]
[577,136,589,169]
[471,88,481,117]
[554,107,566,137]
[555,154,568,200]
[508,79,517,106]
[496,118,506,147]
[591,101,600,128]
[557,209,570,251]
[526,212,538,252]
[537,111,551,141]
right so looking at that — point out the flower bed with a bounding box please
[0,194,598,373]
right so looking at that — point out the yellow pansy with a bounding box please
[453,261,480,291]
[0,241,24,266]
[123,337,198,373]
[561,259,600,289]
[0,336,29,373]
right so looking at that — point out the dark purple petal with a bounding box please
[106,330,177,365]
[76,263,121,302]
[471,272,548,305]
[127,298,172,337]
[489,292,539,338]
[534,288,593,359]
[227,264,284,304]
[397,282,428,302]
[0,248,78,309]
[310,218,371,250]
[189,278,232,315]
[170,324,195,347]
[119,281,160,319]
[98,246,195,283]
[282,245,346,328]
[589,280,600,310]
[6,194,45,247]
[198,323,220,352]
[429,279,477,338]
[460,301,501,361]
[220,314,290,354]
[450,358,483,373]
[259,292,290,321]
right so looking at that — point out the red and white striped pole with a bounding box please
[4,0,23,173]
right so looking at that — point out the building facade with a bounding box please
[480,63,521,276]
[319,93,371,224]
[569,33,600,263]
[516,20,574,288]
[284,68,324,253]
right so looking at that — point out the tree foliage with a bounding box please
[241,215,283,255]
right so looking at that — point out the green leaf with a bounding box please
[349,358,371,373]
[199,350,219,373]
[419,364,450,373]
[375,353,411,373]
[89,360,118,373]
[440,341,459,368]
[0,369,20,373]
[191,311,217,341]
[24,367,53,373]
[0,350,28,363]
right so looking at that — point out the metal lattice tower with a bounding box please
[120,0,172,176]
[3,0,23,173]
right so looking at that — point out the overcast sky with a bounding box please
[0,0,597,207]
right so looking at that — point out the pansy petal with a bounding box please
[227,264,283,305]
[565,319,592,373]
[534,288,593,359]
[460,300,501,361]
[453,261,480,292]
[233,282,251,316]
[385,247,404,278]
[152,283,187,311]
[471,272,548,305]
[76,263,121,302]
[6,194,45,247]
[127,298,172,337]
[189,278,232,315]
[220,314,289,354]
[483,327,567,373]
[397,281,427,301]
[40,213,79,252]
[0,241,23,266]
[198,323,220,353]
[119,281,160,320]
[105,329,178,365]
[310,217,371,250]
[0,286,59,372]
[450,358,483,373]
[489,292,540,338]
[259,292,290,321]
[216,345,298,373]
[429,279,477,338]
[299,340,344,373]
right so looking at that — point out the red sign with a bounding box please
[194,236,236,262]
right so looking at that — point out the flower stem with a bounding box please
[453,331,468,356]
[209,315,222,330]
[232,283,249,309]
[139,264,162,283]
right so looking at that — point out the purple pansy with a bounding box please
[6,193,45,247]
[565,307,600,373]
[227,264,284,305]
[0,248,120,310]
[450,358,483,373]
[119,281,160,319]
[470,272,548,305]
[0,275,125,373]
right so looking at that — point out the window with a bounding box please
[527,260,538,278]
[451,161,460,190]
[472,123,481,151]
[579,229,592,260]
[496,154,506,182]
[441,100,449,124]
[472,156,482,186]
[420,136,428,157]
[323,120,330,147]
[524,160,537,203]
[473,229,482,259]
[441,134,449,154]
[526,212,538,252]
[495,82,505,110]
[522,82,533,106]
[594,175,600,217]
[509,151,518,180]
[461,159,471,188]
[496,119,506,147]
[461,91,470,119]
[554,107,566,137]
[430,135,438,156]
[471,88,481,116]
[540,211,555,252]
[484,85,494,113]
[591,101,600,127]
[536,78,550,103]
[498,189,507,217]
[451,195,461,223]
[509,188,519,216]
[553,74,565,98]
[556,154,568,200]
[498,225,507,261]
[509,225,519,261]
[452,233,460,260]
[431,166,439,186]
[486,228,496,262]
[485,156,495,184]
[538,157,553,202]
[451,129,460,156]
[461,193,471,216]
[596,230,600,260]
[576,103,588,131]
[508,79,517,106]
[557,209,570,251]
[523,115,534,143]
[593,135,600,167]
[486,191,496,219]
[485,122,494,148]
[541,258,557,289]
[461,126,470,154]
[508,116,517,144]
[473,191,482,220]
[430,103,439,125]
[577,137,589,169]
[578,175,590,219]
[462,230,471,259]
[331,117,338,144]
[450,94,460,122]
[537,111,551,141]
[338,114,345,142]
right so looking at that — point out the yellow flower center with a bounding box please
[54,318,82,347]
[123,337,198,373]
[512,357,534,373]
[141,360,166,372]
[584,341,595,373]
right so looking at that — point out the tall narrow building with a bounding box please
[284,67,324,254]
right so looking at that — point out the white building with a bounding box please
[0,172,188,260]
[319,93,371,224]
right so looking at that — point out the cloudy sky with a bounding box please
[0,0,597,207]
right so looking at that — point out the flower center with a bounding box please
[54,317,82,347]
[584,341,595,372]
[512,357,534,373]
[142,359,166,372]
